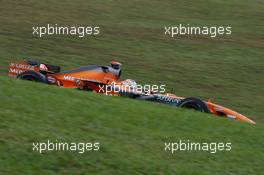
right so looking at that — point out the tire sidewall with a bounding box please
[178,97,210,113]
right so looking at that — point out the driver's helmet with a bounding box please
[121,79,137,88]
[110,61,122,70]
[39,63,48,71]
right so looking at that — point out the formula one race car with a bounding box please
[8,60,256,124]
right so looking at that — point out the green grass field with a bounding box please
[0,0,263,174]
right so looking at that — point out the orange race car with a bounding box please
[8,60,256,124]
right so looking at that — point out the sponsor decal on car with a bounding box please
[47,76,56,83]
[9,68,24,75]
[227,115,236,119]
[10,63,35,70]
[157,94,181,103]
[63,76,75,81]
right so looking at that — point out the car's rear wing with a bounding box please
[8,60,38,77]
[8,60,61,77]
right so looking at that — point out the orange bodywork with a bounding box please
[162,94,255,124]
[207,100,256,124]
[8,60,120,88]
[52,71,118,88]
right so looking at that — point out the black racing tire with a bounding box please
[178,97,210,113]
[17,71,47,83]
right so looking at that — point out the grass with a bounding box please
[0,0,263,174]
[0,77,264,175]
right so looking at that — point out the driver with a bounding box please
[39,63,48,71]
[108,61,122,79]
[110,61,122,70]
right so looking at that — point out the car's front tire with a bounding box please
[178,97,210,113]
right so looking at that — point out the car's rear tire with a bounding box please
[178,97,210,113]
[17,71,47,83]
